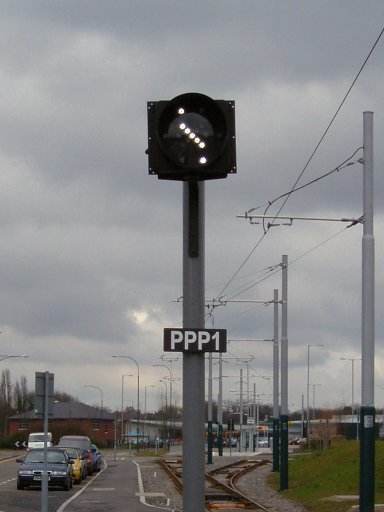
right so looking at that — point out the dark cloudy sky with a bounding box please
[0,1,383,414]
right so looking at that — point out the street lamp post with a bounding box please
[159,379,168,444]
[306,344,323,449]
[312,384,321,422]
[120,374,133,438]
[153,364,173,440]
[113,356,140,451]
[340,357,361,440]
[144,385,155,442]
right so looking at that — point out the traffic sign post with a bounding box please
[35,372,54,512]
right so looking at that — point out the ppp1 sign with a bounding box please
[164,328,227,353]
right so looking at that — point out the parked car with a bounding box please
[76,448,88,480]
[91,444,102,472]
[16,448,73,490]
[27,432,53,450]
[60,447,85,484]
[57,435,94,475]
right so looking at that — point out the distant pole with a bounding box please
[272,288,280,472]
[183,181,205,512]
[306,344,323,449]
[239,369,244,451]
[112,357,140,451]
[218,353,223,456]
[280,255,288,490]
[360,111,375,512]
[340,357,361,440]
[41,372,49,512]
[207,352,213,464]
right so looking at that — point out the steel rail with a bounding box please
[158,457,276,512]
[206,460,271,511]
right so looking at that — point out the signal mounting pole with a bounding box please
[183,180,206,511]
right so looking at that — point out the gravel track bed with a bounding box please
[138,454,309,511]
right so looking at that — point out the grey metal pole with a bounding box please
[307,346,310,448]
[361,110,374,407]
[360,111,375,512]
[183,181,205,512]
[207,353,213,463]
[351,361,355,432]
[252,383,256,451]
[272,288,280,471]
[121,376,124,438]
[218,353,223,456]
[239,369,244,451]
[254,381,258,448]
[306,344,323,449]
[41,372,49,512]
[280,254,288,490]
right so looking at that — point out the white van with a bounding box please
[27,432,53,450]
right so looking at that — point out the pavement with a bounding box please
[0,449,23,461]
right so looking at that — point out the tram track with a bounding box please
[157,456,276,511]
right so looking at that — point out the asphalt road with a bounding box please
[0,450,152,512]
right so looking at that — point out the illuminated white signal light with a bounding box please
[177,120,206,150]
[178,108,185,115]
[199,156,207,164]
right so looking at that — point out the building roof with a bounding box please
[9,401,115,421]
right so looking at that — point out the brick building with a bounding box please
[8,401,116,446]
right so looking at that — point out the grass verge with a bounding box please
[268,441,384,512]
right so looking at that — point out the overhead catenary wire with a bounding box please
[215,27,384,301]
[225,224,353,302]
[262,27,384,227]
[245,146,363,225]
[215,149,360,301]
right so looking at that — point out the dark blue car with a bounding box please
[91,444,102,472]
[16,448,73,490]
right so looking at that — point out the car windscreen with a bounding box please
[58,439,90,450]
[63,448,78,459]
[29,434,46,442]
[25,451,67,464]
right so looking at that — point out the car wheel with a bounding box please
[17,480,24,490]
[63,478,70,491]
